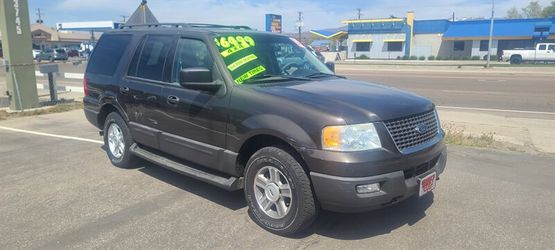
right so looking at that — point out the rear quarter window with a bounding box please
[87,34,132,76]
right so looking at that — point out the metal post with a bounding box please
[47,72,57,103]
[486,0,495,68]
[0,0,39,110]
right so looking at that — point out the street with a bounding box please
[336,65,555,114]
[0,110,554,249]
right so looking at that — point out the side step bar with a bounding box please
[130,144,243,191]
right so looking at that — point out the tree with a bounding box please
[506,7,523,18]
[542,1,555,17]
[521,1,543,18]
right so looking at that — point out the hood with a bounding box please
[255,78,434,123]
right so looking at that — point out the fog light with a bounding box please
[356,183,380,194]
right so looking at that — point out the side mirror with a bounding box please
[179,67,220,91]
[325,62,335,73]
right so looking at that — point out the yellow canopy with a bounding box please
[352,39,373,43]
[383,38,405,42]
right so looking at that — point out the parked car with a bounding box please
[502,43,555,64]
[67,49,80,57]
[36,48,68,62]
[84,23,447,236]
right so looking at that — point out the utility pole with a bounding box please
[120,15,128,23]
[486,0,495,68]
[296,11,303,42]
[357,8,362,19]
[452,12,455,22]
[36,8,43,23]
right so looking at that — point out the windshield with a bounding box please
[213,33,333,84]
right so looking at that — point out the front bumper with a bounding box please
[308,146,447,213]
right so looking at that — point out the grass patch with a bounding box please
[0,102,83,121]
[443,124,495,148]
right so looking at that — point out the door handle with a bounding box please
[120,86,130,94]
[167,95,180,104]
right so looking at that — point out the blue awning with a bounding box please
[443,18,554,39]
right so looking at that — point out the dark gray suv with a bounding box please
[83,23,447,236]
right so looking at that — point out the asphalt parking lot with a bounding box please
[1,110,554,249]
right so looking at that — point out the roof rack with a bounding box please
[119,23,252,30]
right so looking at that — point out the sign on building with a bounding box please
[265,14,282,33]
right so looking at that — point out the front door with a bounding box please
[158,37,230,172]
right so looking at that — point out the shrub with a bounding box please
[396,56,401,60]
[461,56,470,60]
[428,55,436,60]
[409,55,418,60]
[401,55,409,60]
[418,56,426,60]
[471,56,481,60]
[435,56,442,60]
[356,54,369,59]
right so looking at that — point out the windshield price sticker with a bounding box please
[215,36,255,58]
[214,35,266,84]
[227,54,258,71]
[235,65,266,84]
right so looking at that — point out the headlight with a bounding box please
[321,123,381,151]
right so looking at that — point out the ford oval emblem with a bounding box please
[414,123,429,134]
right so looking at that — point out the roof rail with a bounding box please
[119,23,252,30]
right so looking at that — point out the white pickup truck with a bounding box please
[502,43,555,64]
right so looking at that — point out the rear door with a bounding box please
[121,34,175,149]
[158,37,230,172]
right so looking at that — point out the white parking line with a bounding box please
[0,126,103,144]
[437,106,555,115]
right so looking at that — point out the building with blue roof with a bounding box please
[310,12,555,59]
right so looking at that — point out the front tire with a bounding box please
[244,147,317,236]
[103,112,138,168]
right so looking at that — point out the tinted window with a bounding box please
[133,35,173,81]
[549,45,555,52]
[480,40,489,51]
[454,41,465,51]
[538,45,547,50]
[172,39,214,82]
[387,42,403,52]
[355,42,370,52]
[87,34,132,76]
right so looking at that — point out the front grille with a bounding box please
[403,155,440,179]
[385,110,439,152]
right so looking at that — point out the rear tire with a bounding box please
[510,55,522,64]
[103,112,138,168]
[244,146,317,236]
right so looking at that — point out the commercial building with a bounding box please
[311,12,555,59]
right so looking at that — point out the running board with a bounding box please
[130,144,243,191]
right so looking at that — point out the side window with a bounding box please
[130,35,173,81]
[87,34,132,76]
[549,45,555,52]
[538,44,547,50]
[172,38,214,82]
[453,41,465,51]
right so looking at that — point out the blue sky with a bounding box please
[29,0,549,32]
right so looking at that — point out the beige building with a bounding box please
[30,23,93,50]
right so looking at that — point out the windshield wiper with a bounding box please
[304,72,346,79]
[243,74,310,84]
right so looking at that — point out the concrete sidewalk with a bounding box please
[336,62,555,75]
[438,108,555,154]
